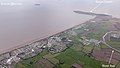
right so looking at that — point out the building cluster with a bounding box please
[0,31,72,68]
[0,39,47,68]
[110,32,120,39]
[105,31,120,42]
[80,37,100,46]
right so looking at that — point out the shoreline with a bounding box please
[0,11,111,55]
[0,17,93,55]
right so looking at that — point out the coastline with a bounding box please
[0,11,110,55]
[0,17,93,55]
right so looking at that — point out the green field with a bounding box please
[55,48,103,68]
[14,50,49,68]
[107,41,120,47]
[14,32,105,68]
[106,38,120,50]
[15,44,105,68]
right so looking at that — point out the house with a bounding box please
[89,39,100,46]
[111,33,120,39]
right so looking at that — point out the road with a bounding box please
[102,31,120,53]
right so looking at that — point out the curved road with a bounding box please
[102,31,120,53]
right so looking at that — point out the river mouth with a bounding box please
[0,0,120,52]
